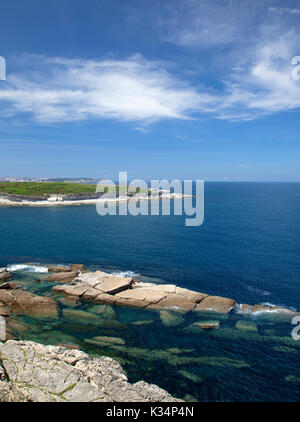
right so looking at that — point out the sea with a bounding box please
[0,182,300,401]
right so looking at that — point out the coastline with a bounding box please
[0,193,188,207]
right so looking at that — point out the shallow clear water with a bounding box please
[1,182,300,401]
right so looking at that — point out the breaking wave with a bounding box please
[6,264,48,273]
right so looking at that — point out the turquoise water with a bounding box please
[1,182,300,401]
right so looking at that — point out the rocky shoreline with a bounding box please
[0,263,299,402]
[0,264,297,321]
[0,340,180,402]
[48,265,298,316]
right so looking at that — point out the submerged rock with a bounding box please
[194,321,220,330]
[159,310,184,327]
[131,319,154,326]
[285,375,300,383]
[0,340,180,402]
[0,285,58,318]
[235,320,258,332]
[57,295,81,308]
[6,317,32,333]
[85,336,125,346]
[88,304,117,319]
[178,370,202,383]
[273,346,299,354]
[62,309,103,325]
[183,394,198,402]
[0,272,13,282]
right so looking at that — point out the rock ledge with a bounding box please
[0,340,180,402]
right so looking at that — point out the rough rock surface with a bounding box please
[0,284,58,318]
[0,340,180,402]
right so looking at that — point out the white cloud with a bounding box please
[1,32,300,126]
[0,55,216,124]
[219,33,300,118]
[268,7,300,16]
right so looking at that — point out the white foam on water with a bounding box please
[247,285,271,296]
[6,264,49,273]
[111,270,139,278]
[259,302,296,312]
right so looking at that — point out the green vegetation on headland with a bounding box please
[0,182,145,197]
[0,182,97,196]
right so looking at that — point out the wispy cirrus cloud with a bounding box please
[0,55,216,124]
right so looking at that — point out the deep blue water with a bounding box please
[1,182,300,309]
[1,182,300,402]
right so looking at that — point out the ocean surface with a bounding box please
[1,182,300,401]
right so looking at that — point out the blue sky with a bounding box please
[0,0,300,181]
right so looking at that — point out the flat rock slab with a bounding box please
[48,264,85,273]
[50,269,298,315]
[50,271,223,312]
[149,294,197,311]
[133,282,177,294]
[194,296,236,314]
[53,284,89,297]
[0,340,180,402]
[97,277,133,294]
[46,271,78,283]
[116,288,167,303]
[48,266,72,273]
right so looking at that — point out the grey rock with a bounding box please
[0,340,181,402]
